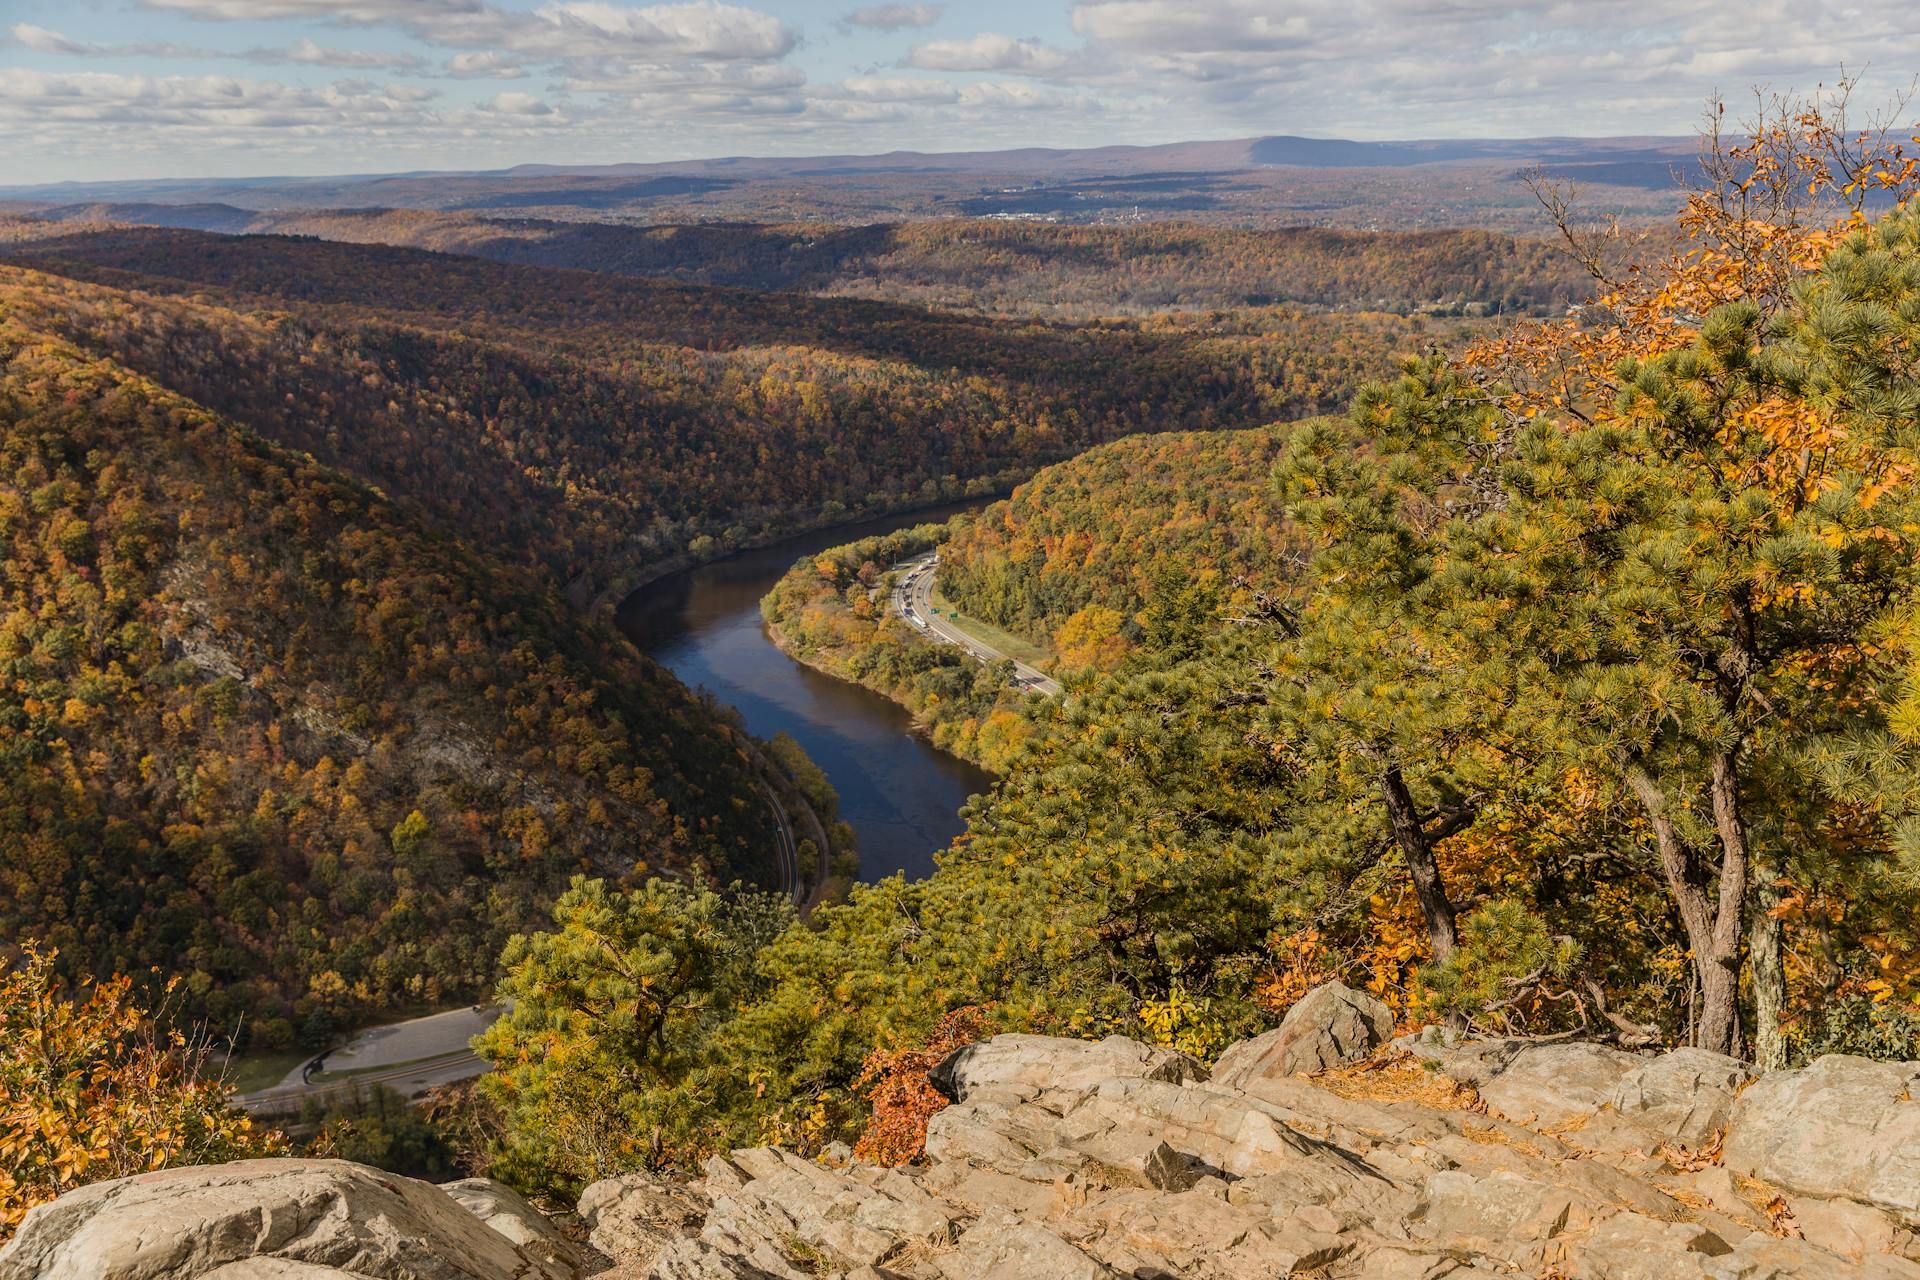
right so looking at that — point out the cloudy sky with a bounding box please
[0,0,1906,184]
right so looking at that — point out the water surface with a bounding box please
[617,503,994,881]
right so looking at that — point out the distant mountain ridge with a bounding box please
[0,133,1695,228]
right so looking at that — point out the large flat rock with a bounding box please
[0,1159,578,1280]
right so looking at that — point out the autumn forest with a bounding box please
[7,86,1920,1225]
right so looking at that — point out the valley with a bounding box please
[7,77,1920,1280]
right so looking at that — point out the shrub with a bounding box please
[1413,900,1581,1035]
[1794,995,1920,1064]
[0,945,280,1239]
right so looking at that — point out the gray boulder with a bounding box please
[1396,1031,1529,1088]
[440,1178,583,1276]
[0,1159,577,1280]
[1606,1047,1756,1148]
[201,1265,374,1280]
[934,1213,1111,1280]
[1723,1054,1920,1226]
[1476,1042,1643,1129]
[929,1033,1205,1103]
[641,1239,785,1279]
[1210,981,1396,1088]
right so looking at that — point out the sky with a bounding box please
[0,0,1910,185]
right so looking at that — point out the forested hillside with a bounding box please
[0,226,1448,601]
[939,426,1308,668]
[760,426,1311,768]
[0,269,774,1044]
[0,221,1455,1046]
[13,207,1599,319]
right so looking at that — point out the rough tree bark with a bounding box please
[1618,754,1747,1058]
[1380,765,1459,961]
[1749,859,1788,1071]
[1703,750,1751,1058]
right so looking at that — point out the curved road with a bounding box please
[238,1004,503,1116]
[891,554,1063,696]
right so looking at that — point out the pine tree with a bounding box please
[1317,208,1920,1056]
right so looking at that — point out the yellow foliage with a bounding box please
[1136,980,1232,1060]
[1052,603,1131,674]
[0,945,281,1239]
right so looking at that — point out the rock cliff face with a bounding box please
[6,984,1919,1280]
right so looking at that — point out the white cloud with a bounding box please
[135,0,795,61]
[906,32,1067,73]
[11,21,422,70]
[955,81,1083,110]
[0,68,435,129]
[839,4,943,32]
[13,0,1920,183]
[12,23,93,55]
[482,90,553,115]
[139,0,483,21]
[446,51,526,78]
[1070,1,1310,53]
[837,75,957,102]
[529,3,795,60]
[280,37,423,69]
[560,59,804,96]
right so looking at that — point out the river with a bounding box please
[616,503,996,882]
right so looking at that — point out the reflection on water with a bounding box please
[616,503,995,882]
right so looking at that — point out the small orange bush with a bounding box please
[852,1006,991,1166]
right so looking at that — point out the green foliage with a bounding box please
[1267,206,1920,1055]
[1792,995,1920,1065]
[475,876,795,1190]
[759,521,1040,771]
[1414,901,1581,1032]
[939,425,1307,661]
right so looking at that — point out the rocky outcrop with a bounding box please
[0,1159,580,1280]
[12,986,1920,1280]
[566,995,1920,1279]
[928,1033,1207,1102]
[577,1171,710,1266]
[440,1178,586,1277]
[1608,1047,1757,1148]
[1474,1041,1643,1129]
[1722,1054,1920,1228]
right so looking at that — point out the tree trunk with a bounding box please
[1750,863,1788,1071]
[1617,753,1747,1058]
[1704,750,1751,1059]
[1380,766,1458,960]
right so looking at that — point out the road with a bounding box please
[891,554,1063,697]
[238,1004,504,1117]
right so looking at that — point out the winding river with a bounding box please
[616,503,995,882]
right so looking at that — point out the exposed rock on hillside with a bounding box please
[1210,981,1394,1087]
[0,1160,581,1280]
[580,990,1920,1279]
[9,987,1920,1279]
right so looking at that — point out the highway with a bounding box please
[237,1004,503,1117]
[890,554,1063,697]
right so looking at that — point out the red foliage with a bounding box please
[852,1006,992,1167]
